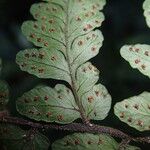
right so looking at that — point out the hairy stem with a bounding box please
[64,0,89,125]
[0,115,150,144]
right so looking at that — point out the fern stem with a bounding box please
[64,0,90,125]
[1,115,150,144]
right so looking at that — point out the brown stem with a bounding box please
[0,115,150,144]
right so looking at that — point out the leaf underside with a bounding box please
[114,92,150,131]
[143,0,150,28]
[120,44,150,78]
[52,133,140,150]
[16,84,111,123]
[16,0,112,124]
[0,124,50,150]
[116,1,150,132]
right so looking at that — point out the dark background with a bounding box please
[0,0,150,149]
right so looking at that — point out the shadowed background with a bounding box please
[0,0,150,149]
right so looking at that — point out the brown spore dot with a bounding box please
[38,68,44,73]
[91,47,96,52]
[98,139,103,144]
[51,56,56,61]
[31,65,36,70]
[127,117,132,123]
[21,63,27,68]
[135,48,140,52]
[41,16,46,20]
[38,52,45,59]
[41,25,46,31]
[133,104,139,110]
[144,51,149,56]
[44,42,48,47]
[120,112,125,118]
[86,36,90,40]
[148,105,150,109]
[34,13,39,18]
[83,27,88,32]
[95,20,100,24]
[44,96,49,101]
[49,19,54,24]
[125,104,129,108]
[74,140,80,145]
[25,53,30,58]
[37,38,42,42]
[137,120,143,127]
[87,24,92,29]
[88,96,94,103]
[91,11,95,16]
[88,65,93,70]
[76,16,81,21]
[94,111,97,116]
[82,68,87,73]
[57,115,64,121]
[141,64,146,70]
[46,112,52,118]
[78,40,83,46]
[95,91,100,96]
[92,34,96,38]
[24,98,30,103]
[64,140,70,146]
[85,13,89,17]
[58,95,62,99]
[34,96,39,102]
[52,7,57,12]
[135,59,140,64]
[49,28,55,32]
[92,5,97,10]
[31,52,37,57]
[87,140,92,145]
[34,24,38,29]
[129,47,133,51]
[30,33,35,38]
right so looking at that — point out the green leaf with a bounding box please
[0,124,50,150]
[0,80,9,111]
[16,0,112,123]
[143,0,150,28]
[120,44,150,78]
[16,0,105,83]
[114,92,150,131]
[52,133,140,150]
[16,83,111,123]
[16,84,80,124]
[16,48,71,84]
[81,84,111,120]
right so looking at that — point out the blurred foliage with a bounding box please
[0,0,149,149]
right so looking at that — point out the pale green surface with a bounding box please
[16,0,105,83]
[16,48,71,84]
[114,92,150,131]
[120,44,150,78]
[52,133,140,150]
[0,80,9,111]
[16,0,112,123]
[82,84,111,120]
[16,83,111,123]
[143,0,150,28]
[16,84,80,124]
[0,124,50,150]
